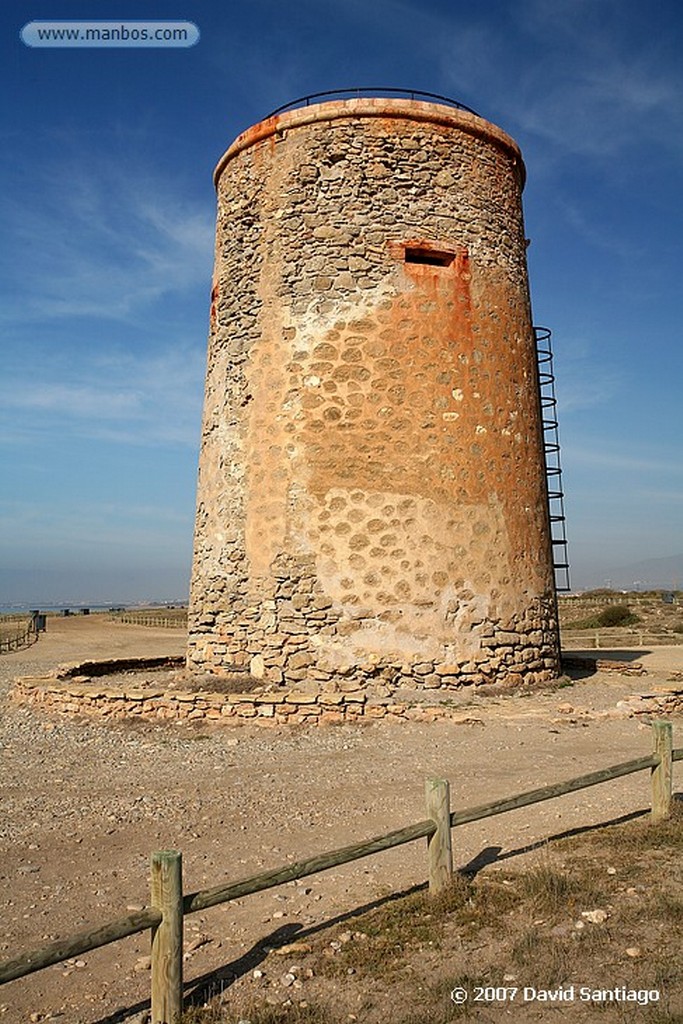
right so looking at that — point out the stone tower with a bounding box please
[188,93,560,690]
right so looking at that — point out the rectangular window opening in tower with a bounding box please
[404,246,455,267]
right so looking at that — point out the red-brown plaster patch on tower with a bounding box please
[188,96,560,691]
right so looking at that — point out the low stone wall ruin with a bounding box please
[10,657,485,727]
[10,656,683,725]
[11,678,487,727]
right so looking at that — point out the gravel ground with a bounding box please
[1,617,681,1024]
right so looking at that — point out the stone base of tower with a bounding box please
[187,553,560,690]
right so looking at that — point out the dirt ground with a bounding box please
[1,616,682,1024]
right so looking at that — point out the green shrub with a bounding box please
[563,615,601,630]
[596,604,639,627]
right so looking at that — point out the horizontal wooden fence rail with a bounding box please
[1,723,680,1024]
[183,817,438,916]
[0,909,161,985]
[450,753,661,826]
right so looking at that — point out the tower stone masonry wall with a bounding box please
[188,97,560,691]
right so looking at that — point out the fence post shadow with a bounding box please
[3,723,681,1021]
[181,885,431,1011]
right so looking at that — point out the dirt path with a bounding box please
[1,618,681,1023]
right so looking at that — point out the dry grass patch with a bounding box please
[182,807,683,1023]
[182,1006,330,1024]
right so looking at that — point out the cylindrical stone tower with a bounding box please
[188,93,560,690]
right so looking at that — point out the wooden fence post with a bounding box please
[150,851,183,1024]
[651,721,673,822]
[425,778,453,893]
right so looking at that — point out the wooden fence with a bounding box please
[561,629,683,649]
[558,593,680,608]
[0,722,680,1023]
[112,613,188,629]
[0,617,38,654]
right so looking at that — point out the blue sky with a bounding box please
[1,0,682,605]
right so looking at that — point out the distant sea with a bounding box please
[0,601,187,616]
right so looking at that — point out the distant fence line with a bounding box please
[0,616,41,654]
[111,612,188,629]
[559,593,680,605]
[0,722,680,1024]
[561,629,683,649]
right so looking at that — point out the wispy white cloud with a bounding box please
[514,4,683,161]
[633,488,683,504]
[0,155,214,324]
[0,344,205,447]
[555,371,625,415]
[0,498,190,541]
[563,444,683,476]
[5,383,140,418]
[421,0,683,167]
[0,499,193,566]
[552,199,635,260]
[548,330,627,414]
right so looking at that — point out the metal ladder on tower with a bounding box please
[534,327,570,592]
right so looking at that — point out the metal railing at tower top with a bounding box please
[535,327,571,593]
[266,88,479,118]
